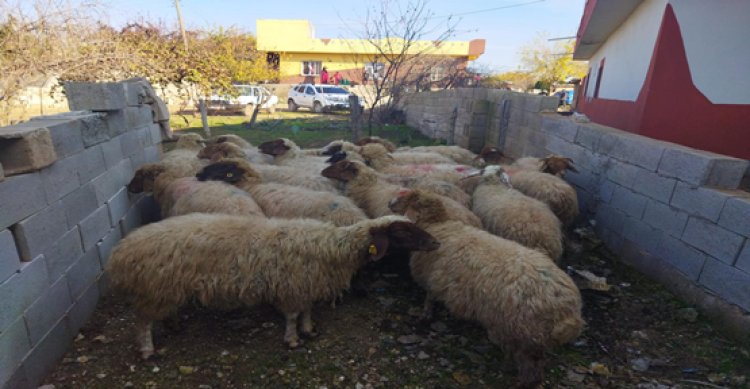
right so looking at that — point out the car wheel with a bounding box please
[288,99,298,112]
[313,101,323,113]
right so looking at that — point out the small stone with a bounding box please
[676,307,698,323]
[631,330,649,340]
[377,297,395,307]
[707,373,726,384]
[397,335,422,345]
[355,383,364,389]
[589,362,610,376]
[179,366,195,375]
[76,356,89,363]
[566,370,585,383]
[124,382,133,388]
[38,385,56,389]
[74,334,85,342]
[573,339,588,347]
[452,371,472,386]
[417,351,429,360]
[430,321,448,332]
[261,322,275,328]
[631,357,651,372]
[93,335,111,343]
[95,373,107,379]
[152,366,160,373]
[278,370,285,376]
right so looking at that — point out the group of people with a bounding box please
[320,67,344,85]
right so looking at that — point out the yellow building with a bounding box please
[256,19,485,85]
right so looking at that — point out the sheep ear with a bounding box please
[258,139,290,156]
[367,228,390,261]
[322,143,342,156]
[385,221,440,252]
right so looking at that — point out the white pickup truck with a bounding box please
[287,84,358,113]
[204,84,278,115]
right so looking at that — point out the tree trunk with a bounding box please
[198,98,211,138]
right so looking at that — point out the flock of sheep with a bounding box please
[108,132,584,387]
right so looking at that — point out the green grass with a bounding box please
[170,110,444,148]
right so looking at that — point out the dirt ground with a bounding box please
[43,226,749,389]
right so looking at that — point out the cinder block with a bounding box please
[0,124,57,176]
[149,123,162,145]
[0,317,32,385]
[100,135,124,169]
[65,81,127,111]
[622,216,663,253]
[43,227,82,282]
[79,205,111,250]
[736,242,750,273]
[574,123,604,150]
[61,184,98,228]
[125,106,154,129]
[0,230,21,283]
[545,136,586,163]
[594,203,627,234]
[12,201,68,261]
[96,227,122,268]
[119,203,143,237]
[610,185,648,218]
[671,183,731,222]
[602,160,639,187]
[66,281,100,335]
[31,117,85,158]
[658,146,749,189]
[103,109,128,137]
[19,316,72,388]
[75,145,106,183]
[143,145,160,165]
[123,77,149,106]
[129,149,147,171]
[598,179,617,203]
[718,196,750,237]
[23,276,72,345]
[0,255,49,332]
[40,155,80,202]
[594,225,624,252]
[682,217,744,265]
[90,169,121,206]
[119,129,143,157]
[598,131,665,171]
[631,170,677,204]
[699,258,750,312]
[642,200,689,237]
[654,235,707,280]
[66,250,101,299]
[77,113,110,147]
[0,173,48,230]
[2,363,31,389]
[111,158,134,188]
[106,188,130,226]
[541,116,578,142]
[564,168,597,195]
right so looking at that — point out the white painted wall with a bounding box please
[585,0,668,100]
[672,0,750,104]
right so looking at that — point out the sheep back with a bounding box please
[510,170,579,226]
[169,181,265,218]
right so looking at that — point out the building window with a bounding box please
[301,61,322,76]
[594,58,605,98]
[365,62,385,80]
[430,66,446,82]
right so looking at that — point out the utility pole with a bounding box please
[174,0,189,52]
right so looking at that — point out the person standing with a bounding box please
[321,67,329,84]
[333,71,342,85]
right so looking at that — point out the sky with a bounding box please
[101,0,586,73]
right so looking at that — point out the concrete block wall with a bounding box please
[0,80,163,389]
[401,88,750,335]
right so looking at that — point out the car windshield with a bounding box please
[315,87,348,94]
[235,86,253,96]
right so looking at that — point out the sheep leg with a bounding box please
[514,347,546,389]
[299,308,318,338]
[420,293,436,321]
[135,316,155,360]
[283,312,302,348]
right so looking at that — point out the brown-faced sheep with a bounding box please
[210,134,272,164]
[258,138,325,165]
[388,190,583,387]
[354,136,397,152]
[196,159,366,226]
[513,155,578,177]
[471,166,563,261]
[160,133,208,177]
[106,213,440,358]
[321,160,481,228]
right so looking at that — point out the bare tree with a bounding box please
[349,0,459,136]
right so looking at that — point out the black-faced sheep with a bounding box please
[196,159,366,226]
[322,160,482,228]
[388,190,583,387]
[106,213,440,358]
[471,166,563,261]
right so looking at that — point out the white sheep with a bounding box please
[106,213,440,358]
[168,179,265,218]
[210,133,272,164]
[322,160,482,228]
[509,169,580,226]
[196,159,366,226]
[388,189,583,387]
[401,145,478,165]
[471,166,563,261]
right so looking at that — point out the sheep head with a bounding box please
[325,151,349,164]
[475,146,504,166]
[197,142,247,161]
[258,138,292,156]
[359,143,394,168]
[321,141,344,156]
[128,163,166,193]
[321,160,361,182]
[355,136,396,152]
[174,133,206,150]
[212,134,252,149]
[540,155,577,176]
[367,219,440,260]
[388,189,449,224]
[196,158,261,184]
